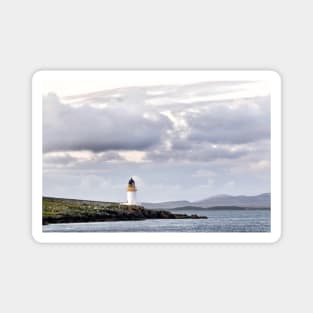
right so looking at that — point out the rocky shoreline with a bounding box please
[43,197,207,225]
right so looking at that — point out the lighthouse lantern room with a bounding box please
[127,177,137,205]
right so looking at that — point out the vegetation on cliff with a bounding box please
[43,197,207,225]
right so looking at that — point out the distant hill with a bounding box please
[170,205,270,211]
[141,200,190,210]
[142,193,270,210]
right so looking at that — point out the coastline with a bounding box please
[43,197,207,225]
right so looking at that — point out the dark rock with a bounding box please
[42,197,207,225]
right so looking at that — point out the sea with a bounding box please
[43,209,270,233]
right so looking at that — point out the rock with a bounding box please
[42,197,207,225]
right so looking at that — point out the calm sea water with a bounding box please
[43,209,270,233]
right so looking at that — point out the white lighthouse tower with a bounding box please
[127,177,137,205]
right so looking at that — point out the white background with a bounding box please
[0,1,311,312]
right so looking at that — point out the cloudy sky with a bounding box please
[43,75,270,202]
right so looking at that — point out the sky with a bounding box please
[43,76,271,202]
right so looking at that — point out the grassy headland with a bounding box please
[43,197,207,225]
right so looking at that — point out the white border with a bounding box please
[32,70,281,243]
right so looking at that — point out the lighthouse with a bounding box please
[127,177,137,205]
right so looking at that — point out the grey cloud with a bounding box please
[96,151,123,161]
[43,93,172,153]
[146,143,248,163]
[43,80,271,201]
[186,96,270,145]
[44,153,77,165]
[44,91,270,164]
[44,151,123,168]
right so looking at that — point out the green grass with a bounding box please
[42,196,206,225]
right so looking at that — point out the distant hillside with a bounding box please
[142,193,270,209]
[141,200,190,210]
[193,193,271,208]
[170,205,271,211]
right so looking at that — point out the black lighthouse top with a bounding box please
[128,177,135,186]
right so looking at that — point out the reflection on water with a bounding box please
[43,209,270,233]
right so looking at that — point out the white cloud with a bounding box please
[118,151,147,163]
